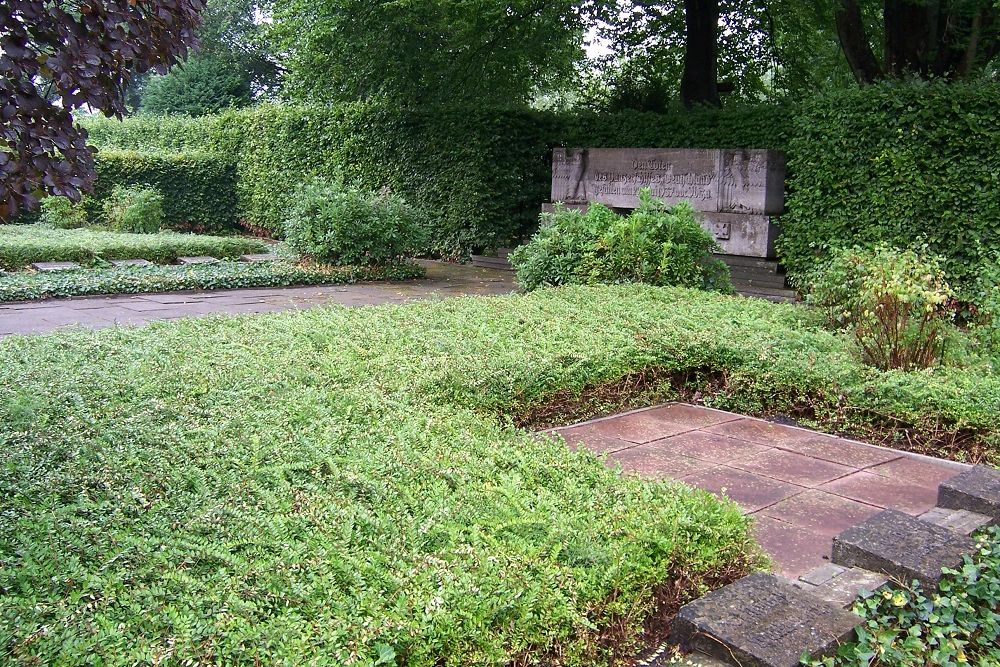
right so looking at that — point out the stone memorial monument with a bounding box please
[546,147,785,258]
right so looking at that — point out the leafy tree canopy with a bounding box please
[141,53,254,116]
[269,0,589,106]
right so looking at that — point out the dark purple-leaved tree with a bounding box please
[0,0,203,220]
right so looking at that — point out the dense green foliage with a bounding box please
[38,196,88,230]
[269,0,586,107]
[102,185,165,234]
[510,194,731,293]
[0,286,775,665]
[283,179,427,266]
[806,246,955,371]
[0,261,421,302]
[0,225,266,271]
[80,103,789,256]
[779,81,1000,298]
[809,527,1000,667]
[141,54,254,117]
[91,149,239,234]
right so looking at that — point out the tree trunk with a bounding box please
[884,0,934,76]
[835,0,883,84]
[680,0,720,108]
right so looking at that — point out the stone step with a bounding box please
[716,255,784,272]
[670,573,859,667]
[937,465,1000,523]
[109,259,154,268]
[176,256,220,265]
[794,564,890,609]
[735,286,800,303]
[240,253,280,263]
[832,509,976,589]
[919,506,992,535]
[31,261,81,272]
[470,255,514,271]
[730,269,788,289]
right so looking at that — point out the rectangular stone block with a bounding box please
[240,253,280,263]
[177,256,220,265]
[31,261,81,272]
[110,259,153,267]
[551,147,785,215]
[670,573,859,667]
[832,509,975,589]
[938,466,1000,523]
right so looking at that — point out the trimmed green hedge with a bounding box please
[89,150,239,234]
[0,225,266,271]
[778,81,1000,297]
[80,105,790,256]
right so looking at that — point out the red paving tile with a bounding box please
[609,445,712,479]
[730,449,854,487]
[703,418,819,447]
[867,457,961,488]
[588,411,696,444]
[553,427,634,454]
[680,466,804,512]
[564,403,970,580]
[820,471,941,515]
[776,435,902,469]
[758,490,882,538]
[652,430,772,464]
[753,516,832,580]
[643,403,741,428]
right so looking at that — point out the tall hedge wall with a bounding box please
[88,150,239,234]
[81,104,791,256]
[778,81,1000,294]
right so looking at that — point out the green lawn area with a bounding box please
[2,284,998,665]
[0,225,268,271]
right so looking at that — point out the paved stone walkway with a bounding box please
[0,261,515,337]
[553,404,969,580]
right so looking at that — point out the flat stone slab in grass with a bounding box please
[240,253,280,263]
[832,509,975,589]
[671,573,859,667]
[938,465,1000,522]
[31,261,81,272]
[177,256,220,265]
[109,259,154,267]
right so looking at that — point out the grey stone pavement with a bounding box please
[0,260,516,337]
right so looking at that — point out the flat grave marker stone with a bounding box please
[31,261,81,272]
[110,259,154,267]
[938,466,1000,522]
[177,256,220,265]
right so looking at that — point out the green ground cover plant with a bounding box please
[510,193,731,293]
[0,225,267,271]
[1,284,998,665]
[807,527,1000,667]
[0,261,422,302]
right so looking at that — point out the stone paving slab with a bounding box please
[551,404,968,580]
[31,261,81,271]
[938,465,1000,522]
[832,509,976,589]
[670,573,859,667]
[0,261,516,338]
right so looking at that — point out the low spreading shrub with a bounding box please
[38,196,89,229]
[808,527,1000,667]
[806,245,955,371]
[510,191,731,293]
[0,225,267,270]
[102,185,165,234]
[283,179,427,266]
[968,256,1000,370]
[0,261,424,302]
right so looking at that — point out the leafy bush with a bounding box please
[102,185,165,234]
[38,196,89,229]
[0,225,267,270]
[779,81,1000,298]
[511,192,731,293]
[0,261,423,302]
[283,179,427,266]
[806,246,955,371]
[90,151,239,234]
[809,527,1000,667]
